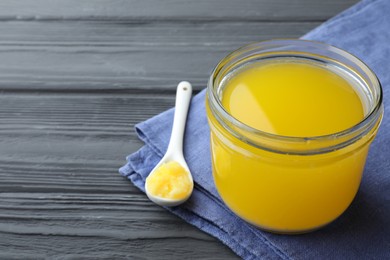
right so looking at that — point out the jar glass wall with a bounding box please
[205,39,383,234]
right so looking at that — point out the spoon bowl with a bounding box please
[145,81,194,207]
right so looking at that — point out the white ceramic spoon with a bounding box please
[145,81,194,207]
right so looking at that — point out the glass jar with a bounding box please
[205,39,383,234]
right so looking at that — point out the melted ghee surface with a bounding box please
[221,60,364,137]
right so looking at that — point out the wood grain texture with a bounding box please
[0,0,358,21]
[0,193,235,259]
[0,93,169,193]
[0,93,237,258]
[0,21,319,92]
[0,0,360,258]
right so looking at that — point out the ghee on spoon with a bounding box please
[145,81,194,207]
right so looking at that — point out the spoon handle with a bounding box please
[166,81,193,156]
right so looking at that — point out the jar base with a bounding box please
[221,199,341,235]
[235,213,337,235]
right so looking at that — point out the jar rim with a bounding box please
[206,39,383,154]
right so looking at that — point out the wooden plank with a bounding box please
[0,21,319,92]
[0,93,237,258]
[0,93,173,138]
[0,193,237,258]
[0,0,358,21]
[0,157,135,193]
[0,93,175,193]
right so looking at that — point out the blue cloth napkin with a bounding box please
[120,0,390,258]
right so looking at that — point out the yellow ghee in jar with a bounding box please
[207,58,374,233]
[221,61,364,136]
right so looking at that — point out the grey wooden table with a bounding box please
[0,0,359,258]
